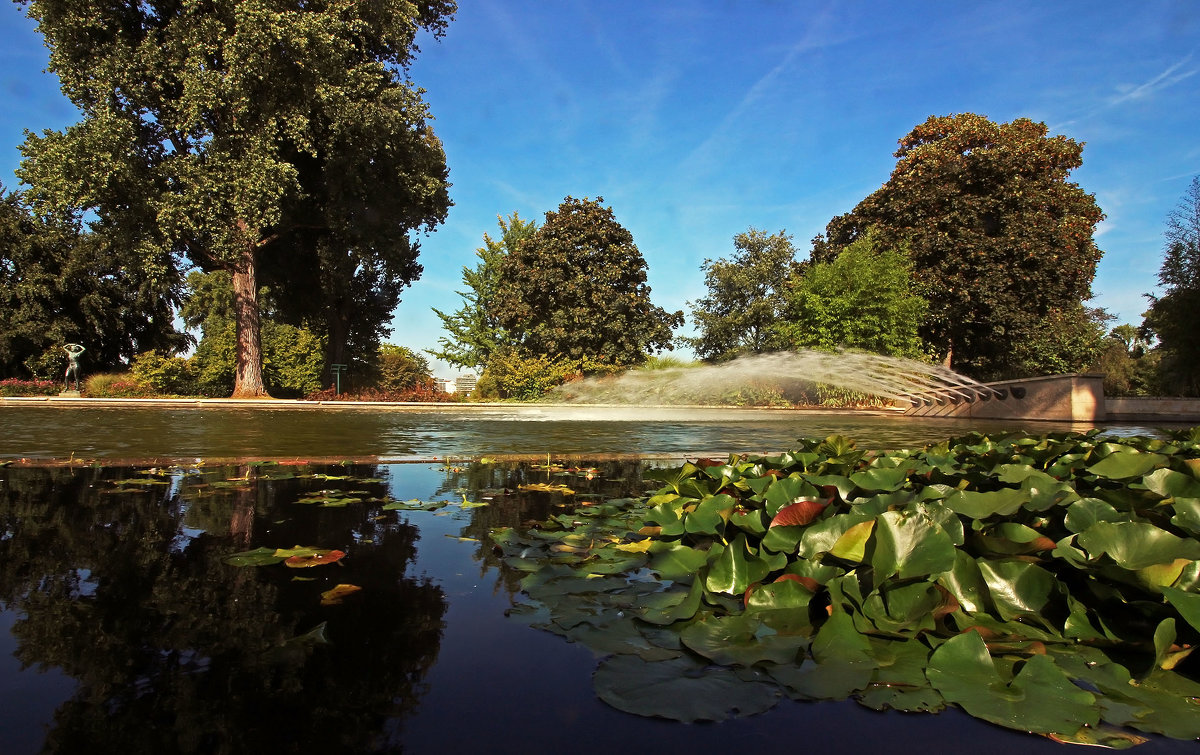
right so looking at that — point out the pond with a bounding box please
[0,405,1195,752]
[0,403,1160,461]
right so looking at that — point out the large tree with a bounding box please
[17,0,454,396]
[430,212,537,371]
[813,113,1105,379]
[1143,176,1200,395]
[0,185,186,377]
[684,228,798,361]
[491,196,682,367]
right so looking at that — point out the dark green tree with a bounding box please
[813,113,1105,379]
[1143,176,1200,395]
[684,228,798,361]
[492,197,682,367]
[776,231,928,359]
[16,0,454,397]
[0,186,187,377]
[430,212,538,370]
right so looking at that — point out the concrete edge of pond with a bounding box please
[0,395,907,418]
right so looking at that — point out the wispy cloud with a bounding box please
[1054,54,1197,131]
[1108,55,1197,106]
[673,3,854,184]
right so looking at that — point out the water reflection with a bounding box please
[2,458,1193,754]
[0,404,1159,462]
[0,463,454,753]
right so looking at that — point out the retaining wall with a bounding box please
[902,374,1106,423]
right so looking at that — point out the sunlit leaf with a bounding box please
[926,631,1099,734]
[320,583,362,605]
[283,549,346,568]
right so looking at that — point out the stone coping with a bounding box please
[0,395,904,416]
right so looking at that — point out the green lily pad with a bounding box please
[593,654,781,722]
[926,631,1099,734]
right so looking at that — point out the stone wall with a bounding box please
[1106,397,1200,423]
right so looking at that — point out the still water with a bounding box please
[1,459,1190,754]
[0,404,1191,753]
[0,403,1161,461]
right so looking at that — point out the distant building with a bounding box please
[435,378,456,394]
[455,373,478,396]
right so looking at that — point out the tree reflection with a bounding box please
[430,459,657,596]
[0,464,446,753]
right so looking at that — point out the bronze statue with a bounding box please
[63,343,85,391]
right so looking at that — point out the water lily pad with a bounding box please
[926,631,1099,735]
[593,654,781,722]
[224,547,285,567]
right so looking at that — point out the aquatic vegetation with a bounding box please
[492,428,1200,744]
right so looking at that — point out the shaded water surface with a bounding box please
[0,404,1157,462]
[0,460,1193,754]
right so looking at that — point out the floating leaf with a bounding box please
[320,584,362,605]
[224,547,285,567]
[926,631,1099,735]
[284,549,346,568]
[770,498,828,528]
[593,654,780,723]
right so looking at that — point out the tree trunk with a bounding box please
[323,303,350,390]
[231,245,269,398]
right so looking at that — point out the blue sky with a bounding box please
[2,1,1198,377]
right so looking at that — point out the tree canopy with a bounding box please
[684,228,798,362]
[813,113,1105,379]
[17,0,454,396]
[776,230,927,359]
[430,212,538,371]
[491,197,682,367]
[0,185,186,377]
[1143,176,1200,395]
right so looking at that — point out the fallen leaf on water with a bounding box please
[284,549,346,568]
[320,584,363,605]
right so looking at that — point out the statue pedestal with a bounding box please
[58,390,82,398]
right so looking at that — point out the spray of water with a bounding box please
[550,350,1003,406]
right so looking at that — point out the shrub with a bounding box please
[374,344,433,392]
[131,351,199,396]
[0,378,60,396]
[305,381,458,403]
[83,373,154,398]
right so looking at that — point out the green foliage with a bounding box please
[777,231,927,358]
[373,344,432,393]
[0,187,186,377]
[1144,177,1200,395]
[1093,325,1159,396]
[475,347,579,401]
[638,355,698,371]
[495,429,1200,742]
[83,373,152,398]
[815,114,1105,379]
[1005,304,1109,379]
[685,228,799,361]
[492,197,683,367]
[431,213,537,370]
[182,272,325,398]
[131,352,199,396]
[17,1,454,396]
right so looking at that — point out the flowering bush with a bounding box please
[305,382,459,403]
[0,378,61,396]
